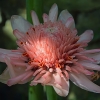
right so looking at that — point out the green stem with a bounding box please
[32,0,43,22]
[29,84,44,100]
[26,0,33,23]
[46,86,57,100]
[26,0,43,23]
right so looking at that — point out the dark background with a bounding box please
[0,0,100,100]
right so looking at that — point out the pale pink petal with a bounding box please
[43,13,49,22]
[49,3,58,22]
[31,71,50,85]
[19,76,32,84]
[75,54,96,62]
[58,10,74,24]
[52,74,69,97]
[79,61,100,71]
[80,49,100,54]
[0,49,12,62]
[0,56,26,83]
[33,68,43,76]
[13,29,24,39]
[7,71,31,86]
[21,71,33,82]
[86,53,100,64]
[69,72,100,93]
[0,53,26,83]
[31,11,40,26]
[65,17,75,30]
[0,48,20,62]
[53,81,69,97]
[72,65,94,75]
[0,65,26,84]
[77,30,93,43]
[11,15,32,33]
[0,48,12,54]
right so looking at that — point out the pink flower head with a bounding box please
[0,3,100,96]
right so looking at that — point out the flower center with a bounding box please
[19,21,79,71]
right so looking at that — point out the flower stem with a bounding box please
[46,86,57,100]
[26,0,33,23]
[29,84,44,100]
[26,0,44,100]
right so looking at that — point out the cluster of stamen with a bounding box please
[22,51,76,73]
[18,21,81,73]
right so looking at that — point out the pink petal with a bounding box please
[53,81,69,97]
[65,17,75,30]
[21,71,33,82]
[31,11,40,26]
[0,49,12,54]
[0,49,12,62]
[49,3,58,22]
[13,29,24,39]
[77,30,93,43]
[80,49,100,54]
[52,74,69,97]
[0,56,26,84]
[1,57,26,78]
[0,49,20,63]
[11,15,32,33]
[86,53,100,64]
[79,61,100,71]
[48,74,69,96]
[19,76,32,84]
[31,71,49,85]
[72,65,93,75]
[58,10,74,25]
[7,71,31,86]
[43,13,49,22]
[76,54,96,62]
[69,72,100,93]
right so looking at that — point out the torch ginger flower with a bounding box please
[0,3,100,97]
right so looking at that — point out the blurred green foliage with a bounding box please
[0,0,100,100]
